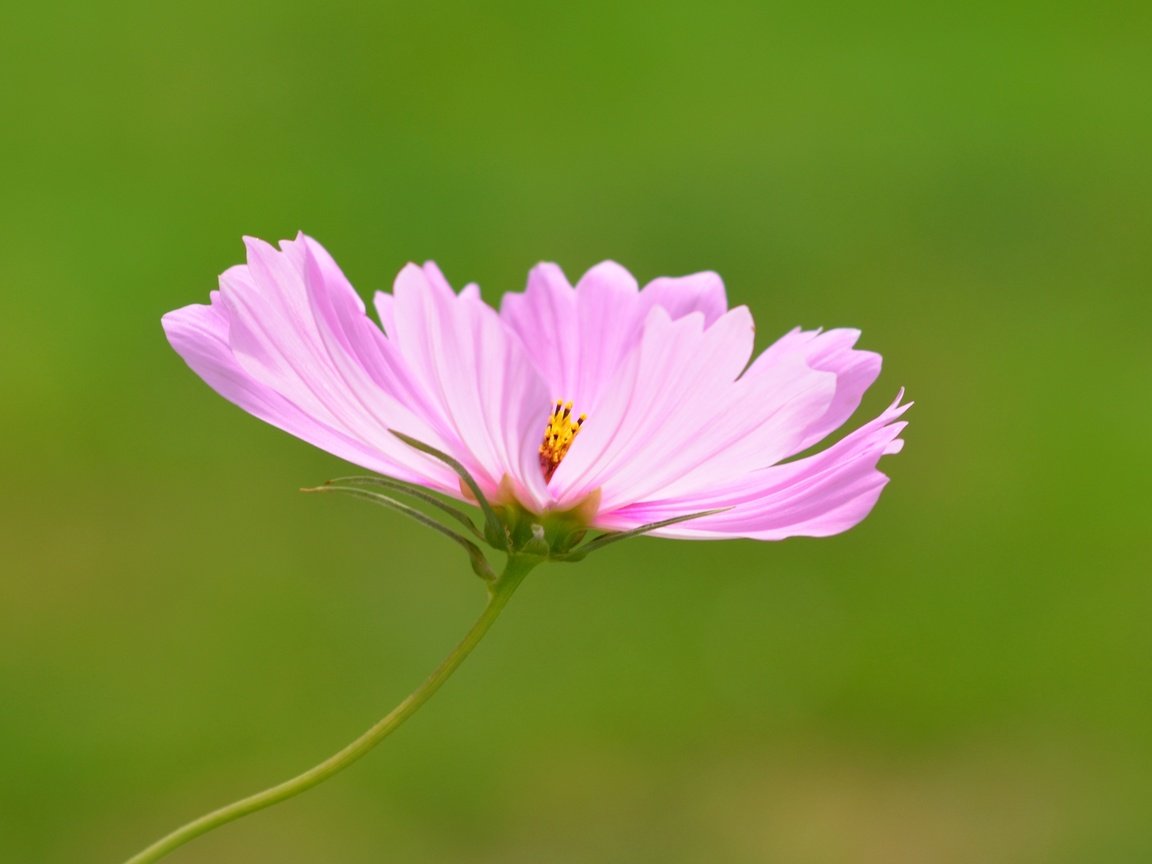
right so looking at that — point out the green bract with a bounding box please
[305,431,726,578]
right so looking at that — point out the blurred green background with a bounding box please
[2,1,1150,862]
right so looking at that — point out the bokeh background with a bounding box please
[3,2,1150,862]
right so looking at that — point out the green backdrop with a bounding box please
[2,2,1150,862]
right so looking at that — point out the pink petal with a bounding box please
[502,263,734,419]
[372,290,396,337]
[748,327,882,453]
[499,262,581,400]
[162,291,449,488]
[218,237,456,482]
[550,304,837,511]
[165,235,551,503]
[568,261,645,414]
[387,262,552,508]
[505,260,704,419]
[639,271,728,326]
[595,392,910,540]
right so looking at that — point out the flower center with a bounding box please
[539,399,586,482]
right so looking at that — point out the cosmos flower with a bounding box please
[135,234,911,861]
[163,234,908,548]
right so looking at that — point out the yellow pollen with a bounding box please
[539,399,586,481]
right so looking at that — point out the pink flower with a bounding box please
[163,234,908,544]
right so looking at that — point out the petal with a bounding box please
[387,262,552,508]
[595,392,910,540]
[373,290,396,337]
[748,327,883,453]
[569,261,642,410]
[222,237,459,478]
[588,306,752,505]
[499,262,580,398]
[170,235,504,494]
[293,237,441,423]
[500,260,650,419]
[550,305,833,511]
[162,292,449,487]
[639,271,728,326]
[169,237,555,505]
[502,263,734,423]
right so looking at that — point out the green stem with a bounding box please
[122,556,537,864]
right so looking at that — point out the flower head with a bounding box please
[163,234,908,553]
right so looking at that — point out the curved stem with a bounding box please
[122,556,537,864]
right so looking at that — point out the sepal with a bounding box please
[553,508,730,562]
[324,475,481,538]
[302,484,496,581]
[390,431,509,550]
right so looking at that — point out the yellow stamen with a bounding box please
[539,399,586,481]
